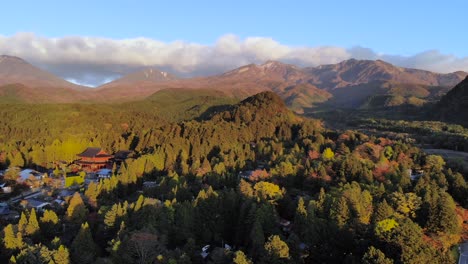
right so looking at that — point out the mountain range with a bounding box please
[0,54,466,113]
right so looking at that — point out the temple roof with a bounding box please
[77,147,112,158]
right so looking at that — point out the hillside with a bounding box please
[326,81,451,108]
[0,55,84,90]
[124,88,239,121]
[435,77,468,126]
[0,55,92,103]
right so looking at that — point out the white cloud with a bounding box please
[0,32,467,87]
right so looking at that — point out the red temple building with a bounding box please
[76,147,113,172]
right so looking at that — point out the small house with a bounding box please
[23,198,51,212]
[97,168,112,179]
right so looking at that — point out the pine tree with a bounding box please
[71,222,97,264]
[427,191,461,234]
[104,203,118,228]
[53,245,70,264]
[25,209,39,236]
[362,246,393,264]
[17,212,28,234]
[373,199,394,223]
[3,224,21,250]
[330,196,349,228]
[66,192,87,224]
[250,219,265,257]
[294,197,307,236]
[40,209,59,224]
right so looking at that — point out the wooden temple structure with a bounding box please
[76,147,113,172]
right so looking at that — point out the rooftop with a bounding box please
[77,147,112,158]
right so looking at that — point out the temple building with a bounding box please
[76,147,113,172]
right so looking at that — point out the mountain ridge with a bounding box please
[0,55,466,112]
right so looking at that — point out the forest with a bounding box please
[0,91,466,264]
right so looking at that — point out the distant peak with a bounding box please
[260,60,292,68]
[0,55,27,63]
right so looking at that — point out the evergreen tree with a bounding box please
[66,192,87,225]
[249,219,265,257]
[427,191,461,234]
[71,222,97,264]
[330,196,349,228]
[52,245,70,264]
[362,246,393,264]
[3,224,21,250]
[294,197,307,236]
[373,199,394,223]
[104,203,118,228]
[25,209,39,236]
[17,212,27,235]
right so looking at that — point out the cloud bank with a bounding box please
[0,32,467,87]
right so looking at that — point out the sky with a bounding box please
[0,0,467,86]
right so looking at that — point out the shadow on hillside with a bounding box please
[196,104,236,121]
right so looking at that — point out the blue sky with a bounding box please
[0,0,467,86]
[1,0,466,56]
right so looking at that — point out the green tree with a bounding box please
[427,191,461,234]
[330,196,349,228]
[373,199,394,223]
[71,222,97,264]
[424,155,445,172]
[362,246,393,264]
[389,192,421,218]
[66,192,87,224]
[294,197,307,236]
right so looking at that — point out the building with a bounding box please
[76,147,113,172]
[22,198,51,212]
[17,169,44,186]
[97,168,112,179]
